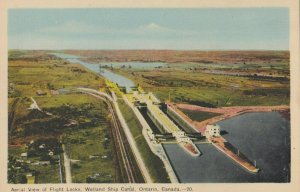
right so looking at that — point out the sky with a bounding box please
[8,8,289,50]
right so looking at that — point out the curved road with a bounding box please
[78,88,153,183]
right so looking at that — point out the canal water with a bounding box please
[52,52,166,92]
[164,112,290,183]
[52,53,135,92]
[53,52,290,183]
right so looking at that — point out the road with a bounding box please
[29,97,42,111]
[62,144,72,183]
[78,88,153,183]
[114,97,153,183]
[123,95,178,183]
[58,155,63,183]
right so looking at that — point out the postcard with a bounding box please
[1,0,299,192]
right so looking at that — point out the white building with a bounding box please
[205,124,221,138]
[20,152,28,158]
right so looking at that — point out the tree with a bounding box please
[16,174,27,184]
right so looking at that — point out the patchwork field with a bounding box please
[64,50,289,107]
[112,68,289,107]
[8,51,118,183]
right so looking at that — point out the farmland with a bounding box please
[63,50,289,107]
[111,67,289,107]
[8,50,118,183]
[7,49,290,183]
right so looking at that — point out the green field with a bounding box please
[63,124,116,183]
[8,52,105,98]
[113,68,289,107]
[8,51,118,183]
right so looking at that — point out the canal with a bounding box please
[53,52,290,183]
[52,52,166,92]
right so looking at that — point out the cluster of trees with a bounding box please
[175,96,216,108]
[243,89,290,97]
[28,138,62,157]
[23,117,67,136]
[246,74,289,81]
[20,103,108,137]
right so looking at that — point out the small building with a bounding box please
[65,120,78,127]
[20,152,28,158]
[32,161,50,166]
[48,151,54,156]
[205,124,221,138]
[89,155,99,159]
[50,90,59,95]
[39,144,45,149]
[41,161,50,165]
[36,90,47,96]
[101,155,108,159]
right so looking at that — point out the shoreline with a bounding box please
[169,103,289,133]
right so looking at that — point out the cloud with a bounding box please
[138,23,173,32]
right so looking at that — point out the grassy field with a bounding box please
[8,51,105,98]
[118,99,170,183]
[113,68,289,107]
[53,50,289,108]
[8,50,118,183]
[30,164,61,183]
[63,124,116,183]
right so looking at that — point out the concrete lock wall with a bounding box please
[166,106,196,134]
[147,109,167,134]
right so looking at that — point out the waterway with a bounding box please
[164,112,290,183]
[52,52,166,92]
[52,53,135,92]
[52,52,290,183]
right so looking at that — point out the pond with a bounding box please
[164,112,290,183]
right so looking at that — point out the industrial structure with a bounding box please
[130,92,201,156]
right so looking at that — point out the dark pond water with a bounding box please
[164,112,290,183]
